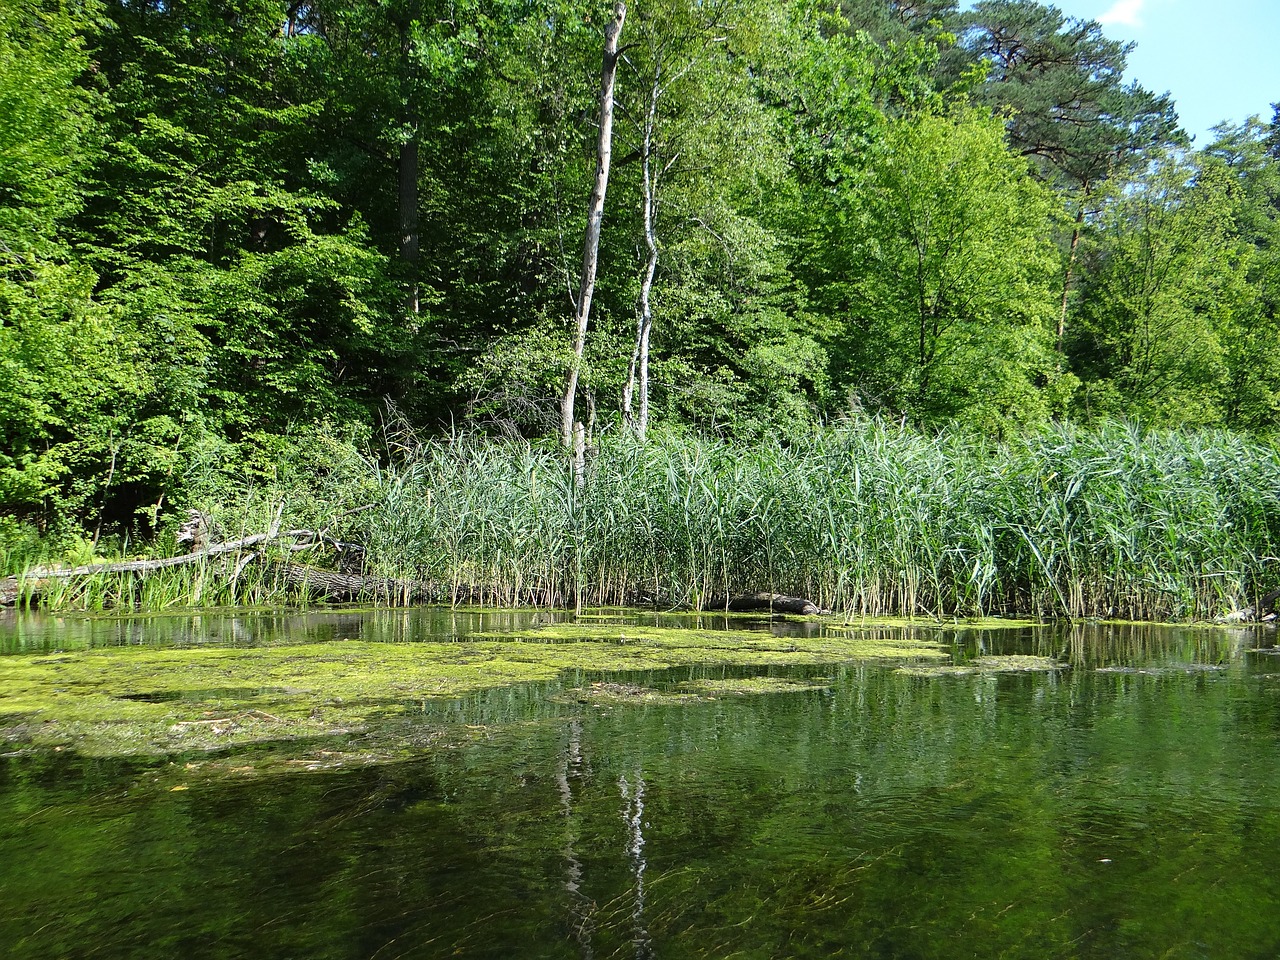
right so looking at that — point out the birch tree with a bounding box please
[618,0,740,437]
[561,1,627,451]
[617,0,795,437]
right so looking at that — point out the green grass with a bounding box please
[345,421,1280,621]
[21,420,1280,621]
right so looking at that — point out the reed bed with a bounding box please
[21,421,1280,620]
[349,421,1280,621]
[25,557,312,612]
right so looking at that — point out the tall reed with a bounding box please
[26,421,1280,620]
[351,421,1280,621]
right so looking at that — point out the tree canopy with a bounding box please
[1,0,1277,535]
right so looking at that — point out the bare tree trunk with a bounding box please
[572,421,587,491]
[561,1,627,450]
[619,772,653,957]
[624,70,661,440]
[559,719,595,954]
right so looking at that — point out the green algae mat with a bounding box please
[0,612,946,756]
[4,609,1280,960]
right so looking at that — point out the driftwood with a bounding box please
[1215,587,1280,624]
[0,511,380,607]
[717,592,822,616]
[275,563,436,604]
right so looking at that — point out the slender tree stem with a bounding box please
[562,2,627,450]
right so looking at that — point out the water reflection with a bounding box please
[3,612,1280,958]
[0,606,787,654]
[943,620,1274,672]
[558,717,594,958]
[618,772,652,960]
[5,606,1276,670]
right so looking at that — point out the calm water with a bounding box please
[3,610,1280,959]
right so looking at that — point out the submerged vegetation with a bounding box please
[896,655,1066,677]
[0,618,943,756]
[4,612,1279,958]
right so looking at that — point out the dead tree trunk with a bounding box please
[714,592,821,615]
[0,512,405,607]
[1216,587,1280,624]
[277,564,436,603]
[561,1,626,451]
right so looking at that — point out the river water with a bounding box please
[2,610,1280,959]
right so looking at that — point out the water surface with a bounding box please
[2,610,1279,959]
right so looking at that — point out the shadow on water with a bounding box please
[3,610,1280,958]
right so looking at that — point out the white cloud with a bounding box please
[1098,0,1146,27]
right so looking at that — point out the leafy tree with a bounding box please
[74,0,408,505]
[0,0,122,524]
[958,0,1181,346]
[1070,152,1244,425]
[833,107,1065,430]
[841,0,958,39]
[463,0,825,441]
[1265,103,1280,160]
[1201,119,1280,432]
[838,0,973,96]
[299,0,522,320]
[0,0,98,247]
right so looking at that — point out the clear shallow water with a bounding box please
[3,610,1280,959]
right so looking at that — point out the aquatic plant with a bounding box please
[343,422,1280,621]
[22,420,1280,620]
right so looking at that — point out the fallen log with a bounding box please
[0,528,297,606]
[276,563,437,604]
[0,512,367,607]
[719,592,822,616]
[1215,587,1280,624]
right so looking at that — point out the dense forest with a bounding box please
[3,0,1279,551]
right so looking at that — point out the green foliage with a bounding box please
[134,421,1274,621]
[959,0,1180,190]
[0,0,99,240]
[83,0,409,431]
[828,107,1065,429]
[0,518,58,576]
[0,0,148,522]
[4,0,1280,552]
[1203,118,1280,433]
[1070,152,1247,425]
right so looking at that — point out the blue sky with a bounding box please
[1045,0,1280,145]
